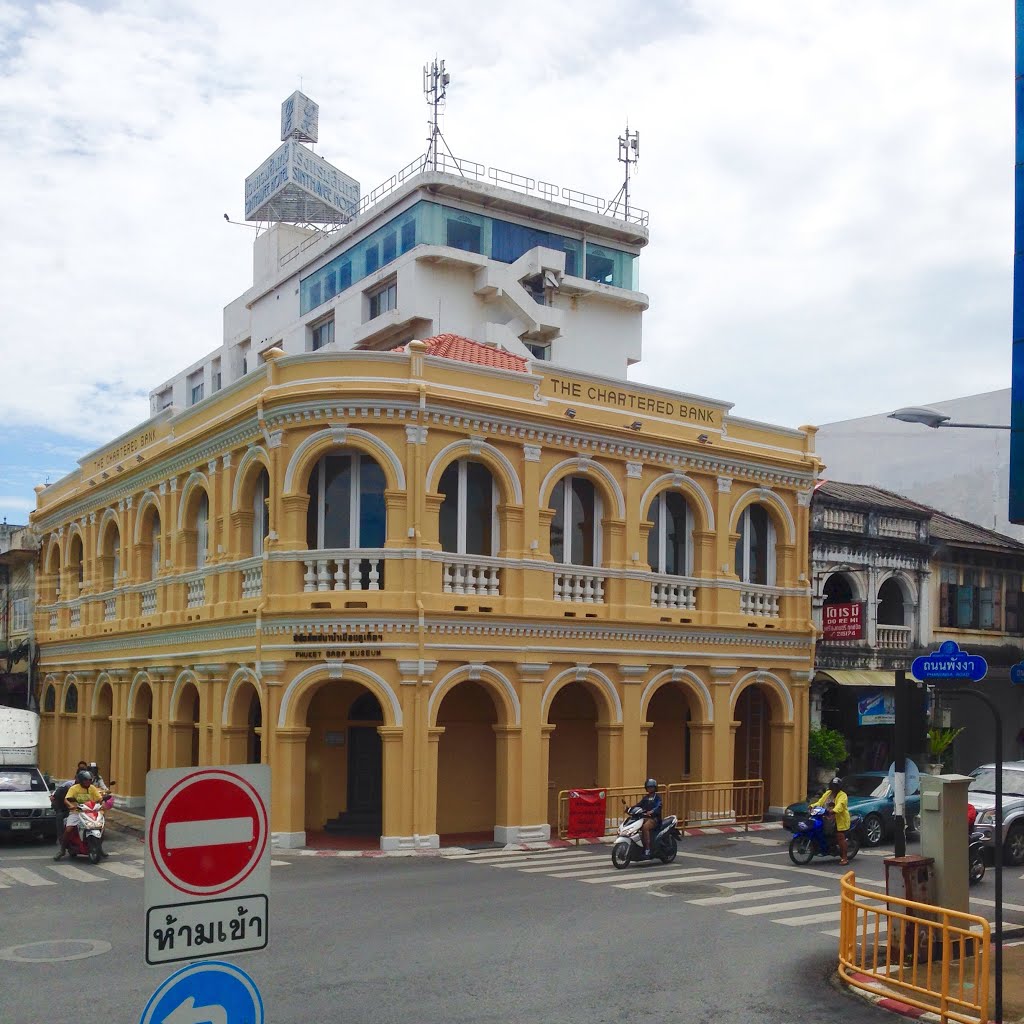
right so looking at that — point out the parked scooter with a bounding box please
[611,804,682,868]
[63,798,109,864]
[788,806,862,865]
[969,830,986,885]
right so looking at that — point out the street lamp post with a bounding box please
[888,407,1012,430]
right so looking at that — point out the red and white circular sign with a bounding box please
[148,769,268,896]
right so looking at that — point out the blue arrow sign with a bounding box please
[1011,662,1024,685]
[911,640,988,682]
[139,961,263,1024]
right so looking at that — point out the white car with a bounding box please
[969,761,1024,866]
[0,766,58,842]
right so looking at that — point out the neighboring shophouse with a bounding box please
[812,481,1024,776]
[0,523,37,709]
[29,96,821,846]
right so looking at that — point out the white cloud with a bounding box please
[0,0,1014,464]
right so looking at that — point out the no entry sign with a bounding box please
[145,764,271,966]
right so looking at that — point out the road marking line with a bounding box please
[0,867,54,886]
[164,816,253,849]
[727,837,782,846]
[970,897,1024,913]
[100,862,144,879]
[773,910,841,926]
[820,923,889,938]
[731,896,840,916]
[50,864,104,882]
[481,852,590,867]
[613,870,749,890]
[688,885,824,906]
[544,866,715,885]
[518,861,618,874]
[718,877,787,889]
[270,859,289,866]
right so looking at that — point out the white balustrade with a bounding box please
[740,587,781,618]
[187,578,205,608]
[821,508,866,532]
[103,598,116,622]
[876,624,912,649]
[651,579,697,610]
[553,570,606,604]
[141,588,157,616]
[69,607,81,627]
[302,555,382,593]
[877,517,918,540]
[241,565,263,599]
[48,611,58,630]
[443,558,501,597]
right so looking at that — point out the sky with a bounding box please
[0,0,1014,520]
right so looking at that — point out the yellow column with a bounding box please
[515,662,551,838]
[619,664,648,784]
[378,726,406,842]
[709,666,739,780]
[272,727,311,842]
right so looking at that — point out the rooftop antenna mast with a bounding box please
[423,57,463,176]
[607,123,640,220]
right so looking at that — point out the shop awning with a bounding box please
[814,669,896,688]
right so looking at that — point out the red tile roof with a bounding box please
[397,333,529,373]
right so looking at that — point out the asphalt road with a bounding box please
[1,827,1021,1024]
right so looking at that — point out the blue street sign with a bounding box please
[139,960,263,1024]
[1011,662,1024,685]
[911,640,988,682]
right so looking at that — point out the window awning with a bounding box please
[814,669,897,688]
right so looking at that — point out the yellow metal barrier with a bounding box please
[555,779,764,840]
[838,871,990,1024]
[663,778,763,827]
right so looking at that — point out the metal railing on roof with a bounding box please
[279,154,650,267]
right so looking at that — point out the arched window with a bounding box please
[439,460,497,556]
[43,685,56,713]
[64,683,78,714]
[647,491,692,576]
[877,578,906,626]
[823,572,854,604]
[305,453,386,549]
[150,514,162,579]
[550,476,599,566]
[68,535,84,594]
[101,524,120,590]
[735,504,775,585]
[252,468,270,557]
[195,493,209,568]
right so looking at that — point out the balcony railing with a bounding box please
[48,611,58,630]
[876,624,912,649]
[186,578,205,608]
[103,598,116,622]
[820,508,866,532]
[69,607,81,627]
[651,576,697,611]
[553,570,606,604]
[442,557,501,597]
[877,517,918,540]
[740,586,781,618]
[241,565,263,599]
[302,552,383,592]
[141,588,157,616]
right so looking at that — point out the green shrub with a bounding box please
[808,727,848,768]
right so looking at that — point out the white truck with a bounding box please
[0,707,57,842]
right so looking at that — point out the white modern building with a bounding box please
[150,96,649,413]
[815,390,1017,541]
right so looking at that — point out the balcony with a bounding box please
[141,588,157,616]
[877,624,912,649]
[299,551,384,593]
[241,564,263,600]
[48,611,58,630]
[740,586,781,618]
[553,570,606,604]
[103,598,116,622]
[186,578,205,608]
[442,556,501,597]
[820,508,866,532]
[69,607,81,627]
[650,576,697,611]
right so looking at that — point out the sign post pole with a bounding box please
[892,669,908,858]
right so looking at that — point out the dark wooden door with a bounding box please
[347,726,382,816]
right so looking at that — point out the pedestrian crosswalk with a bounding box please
[454,848,1022,938]
[0,856,290,890]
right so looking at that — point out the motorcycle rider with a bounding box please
[810,776,849,865]
[54,768,105,861]
[638,778,662,859]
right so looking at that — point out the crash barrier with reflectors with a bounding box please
[556,779,763,840]
[837,871,990,1024]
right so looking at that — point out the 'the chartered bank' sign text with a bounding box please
[546,375,721,428]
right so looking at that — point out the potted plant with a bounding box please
[926,727,964,775]
[808,727,848,786]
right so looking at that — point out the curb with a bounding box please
[274,821,784,858]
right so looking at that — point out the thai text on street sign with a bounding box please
[145,765,270,967]
[138,959,264,1024]
[823,602,864,641]
[566,788,607,840]
[911,640,988,682]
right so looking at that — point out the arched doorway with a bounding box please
[436,681,499,840]
[304,684,383,839]
[171,682,201,768]
[93,683,113,781]
[646,685,694,784]
[823,572,855,605]
[246,689,262,765]
[546,682,600,827]
[734,685,773,809]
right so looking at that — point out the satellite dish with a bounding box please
[887,759,922,796]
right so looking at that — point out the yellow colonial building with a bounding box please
[33,336,819,848]
[31,99,820,848]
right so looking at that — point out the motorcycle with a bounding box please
[788,806,862,865]
[63,800,108,864]
[611,803,682,868]
[969,830,986,886]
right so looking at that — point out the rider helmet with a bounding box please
[645,778,657,791]
[75,769,93,787]
[831,776,843,789]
